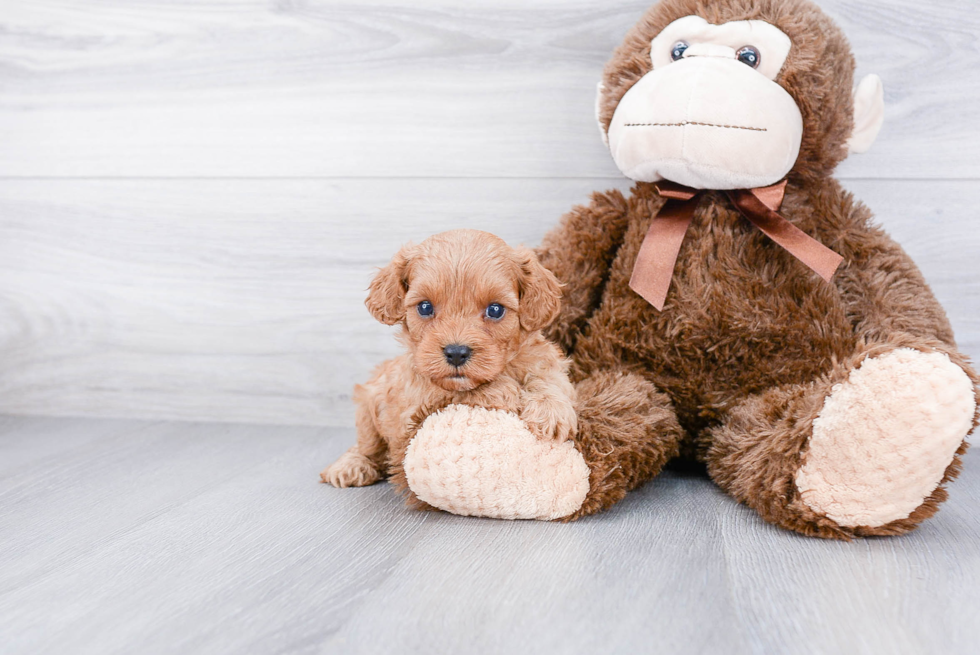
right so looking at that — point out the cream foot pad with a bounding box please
[404,405,590,520]
[796,348,976,528]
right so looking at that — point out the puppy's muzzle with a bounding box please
[443,344,472,368]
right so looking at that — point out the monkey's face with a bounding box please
[599,1,884,189]
[608,16,801,190]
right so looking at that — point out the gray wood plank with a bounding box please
[325,475,753,655]
[0,417,978,654]
[720,506,980,655]
[0,419,435,654]
[0,420,323,594]
[0,178,975,426]
[0,415,136,478]
[0,0,976,179]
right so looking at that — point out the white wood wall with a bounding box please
[0,0,977,426]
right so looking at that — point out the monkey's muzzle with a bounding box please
[607,57,803,190]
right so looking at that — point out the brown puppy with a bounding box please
[321,229,575,499]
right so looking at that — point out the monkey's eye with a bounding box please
[484,303,505,320]
[736,46,761,68]
[670,41,689,61]
[417,300,434,317]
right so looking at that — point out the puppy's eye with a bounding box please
[417,301,434,317]
[736,46,761,68]
[484,303,505,320]
[670,41,689,61]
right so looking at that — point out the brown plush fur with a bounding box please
[538,0,980,537]
[321,230,577,508]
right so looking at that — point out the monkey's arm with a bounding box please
[835,226,957,348]
[535,189,631,353]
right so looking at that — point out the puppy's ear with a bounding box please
[515,247,562,332]
[366,244,415,325]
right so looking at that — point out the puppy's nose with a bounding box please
[443,344,472,367]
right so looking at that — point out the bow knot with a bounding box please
[628,181,844,311]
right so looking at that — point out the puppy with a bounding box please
[320,229,576,496]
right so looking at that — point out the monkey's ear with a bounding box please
[365,245,415,325]
[846,74,885,155]
[595,80,609,147]
[516,247,563,332]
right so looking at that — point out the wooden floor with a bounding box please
[1,416,978,655]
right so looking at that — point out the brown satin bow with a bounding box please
[628,180,844,311]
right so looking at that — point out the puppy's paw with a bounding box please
[522,416,556,441]
[553,411,577,443]
[320,451,382,488]
[521,401,577,442]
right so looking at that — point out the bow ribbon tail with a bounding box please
[726,187,843,283]
[628,190,699,311]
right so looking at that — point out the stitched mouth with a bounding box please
[624,121,766,132]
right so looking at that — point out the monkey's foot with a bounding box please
[795,348,975,528]
[404,405,590,520]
